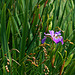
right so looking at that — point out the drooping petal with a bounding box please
[41,37,46,44]
[61,40,64,45]
[52,36,64,45]
[59,36,64,45]
[52,36,60,44]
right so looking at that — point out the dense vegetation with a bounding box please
[0,0,75,75]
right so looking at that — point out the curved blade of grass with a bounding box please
[64,61,75,75]
[64,53,74,67]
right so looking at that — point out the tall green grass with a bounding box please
[0,0,75,75]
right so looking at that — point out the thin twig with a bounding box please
[12,59,21,66]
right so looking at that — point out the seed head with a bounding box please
[43,69,45,72]
[7,62,10,65]
[7,59,10,62]
[5,65,8,68]
[6,67,8,70]
[7,70,9,72]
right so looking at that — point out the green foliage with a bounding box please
[0,0,75,75]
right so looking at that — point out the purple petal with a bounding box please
[59,36,64,45]
[55,31,61,35]
[52,36,64,45]
[44,32,51,36]
[61,40,64,45]
[53,36,60,44]
[41,37,46,44]
[49,30,54,37]
[59,31,61,33]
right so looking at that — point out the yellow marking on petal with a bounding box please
[59,36,61,38]
[55,36,58,38]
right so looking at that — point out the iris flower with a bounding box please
[41,30,64,45]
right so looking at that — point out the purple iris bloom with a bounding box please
[41,30,64,45]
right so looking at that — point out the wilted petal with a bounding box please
[41,37,46,44]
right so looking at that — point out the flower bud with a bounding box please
[5,65,8,68]
[48,70,50,72]
[33,57,36,60]
[43,69,45,72]
[47,72,49,75]
[7,62,10,65]
[7,70,9,72]
[45,73,47,75]
[7,59,10,62]
[6,67,8,70]
[45,65,47,69]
